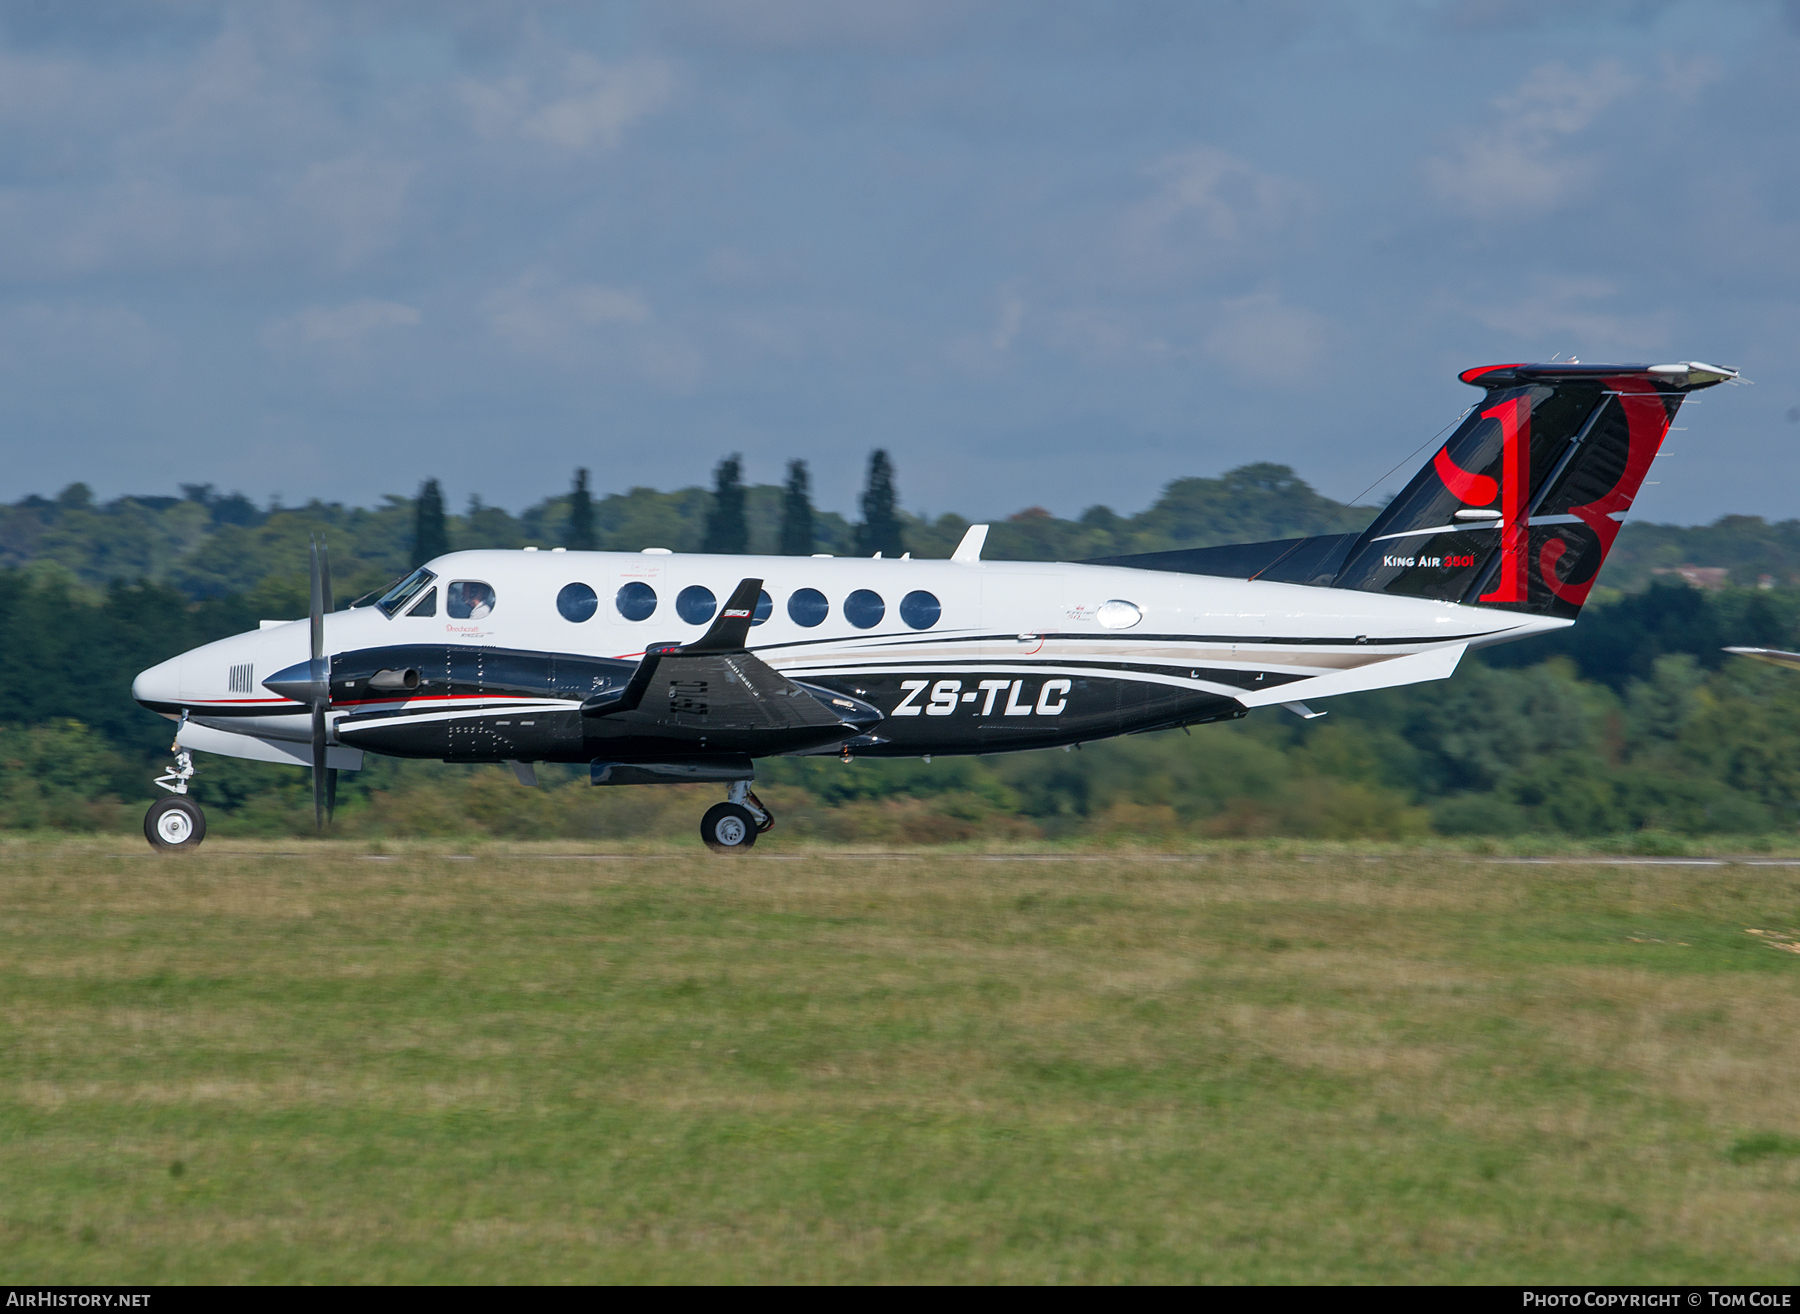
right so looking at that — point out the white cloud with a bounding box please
[1426,59,1636,216]
[1044,307,1172,365]
[1116,145,1311,278]
[462,55,675,151]
[1463,275,1673,354]
[487,274,651,355]
[267,299,422,349]
[287,157,416,267]
[1659,51,1722,104]
[660,0,970,53]
[483,271,700,387]
[0,302,158,370]
[0,17,416,279]
[1201,292,1333,384]
[991,286,1026,351]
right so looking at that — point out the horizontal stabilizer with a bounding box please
[1724,647,1800,672]
[1235,643,1466,709]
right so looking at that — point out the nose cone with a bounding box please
[133,654,184,710]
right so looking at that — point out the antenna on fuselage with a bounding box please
[952,525,989,563]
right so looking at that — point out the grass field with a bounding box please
[6,837,1800,1283]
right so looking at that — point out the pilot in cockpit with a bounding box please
[447,580,495,620]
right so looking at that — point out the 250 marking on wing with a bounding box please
[891,678,1071,717]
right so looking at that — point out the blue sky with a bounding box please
[0,0,1795,523]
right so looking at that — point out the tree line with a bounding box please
[3,567,1799,841]
[8,452,1800,842]
[411,451,907,567]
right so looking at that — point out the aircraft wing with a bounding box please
[1724,647,1800,672]
[581,577,880,753]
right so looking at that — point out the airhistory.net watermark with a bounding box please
[6,1296,151,1308]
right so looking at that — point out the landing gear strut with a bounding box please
[146,717,207,852]
[699,780,774,854]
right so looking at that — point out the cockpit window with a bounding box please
[375,567,436,618]
[447,580,496,620]
[407,588,437,617]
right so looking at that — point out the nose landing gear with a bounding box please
[699,780,774,854]
[145,720,207,852]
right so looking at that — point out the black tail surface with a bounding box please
[1088,361,1738,619]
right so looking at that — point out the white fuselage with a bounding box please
[133,547,1566,760]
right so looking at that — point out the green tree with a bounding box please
[855,449,904,558]
[780,459,814,556]
[564,468,596,551]
[413,479,449,565]
[702,455,748,554]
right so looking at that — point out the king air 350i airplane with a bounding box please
[132,360,1740,852]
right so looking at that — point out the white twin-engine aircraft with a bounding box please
[133,361,1740,852]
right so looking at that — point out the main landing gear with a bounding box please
[700,781,774,854]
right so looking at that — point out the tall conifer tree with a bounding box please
[855,449,904,557]
[413,478,449,564]
[780,459,814,556]
[564,468,596,551]
[702,454,748,554]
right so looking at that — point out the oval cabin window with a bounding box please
[899,590,940,630]
[753,589,772,626]
[616,581,657,621]
[844,589,885,629]
[557,583,598,623]
[676,585,717,625]
[788,588,829,628]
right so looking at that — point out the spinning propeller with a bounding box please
[308,537,336,830]
[262,536,337,830]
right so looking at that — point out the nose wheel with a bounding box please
[145,796,207,852]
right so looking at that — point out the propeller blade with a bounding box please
[309,537,325,664]
[311,703,327,832]
[326,767,338,825]
[320,538,333,617]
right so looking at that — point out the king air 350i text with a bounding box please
[132,361,1741,852]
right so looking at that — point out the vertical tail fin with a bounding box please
[1331,361,1739,617]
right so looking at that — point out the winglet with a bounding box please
[684,578,763,653]
[952,525,989,563]
[582,640,680,716]
[1725,646,1800,671]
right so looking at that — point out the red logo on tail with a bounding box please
[1476,396,1530,604]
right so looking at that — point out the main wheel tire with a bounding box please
[700,802,758,854]
[145,796,207,852]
